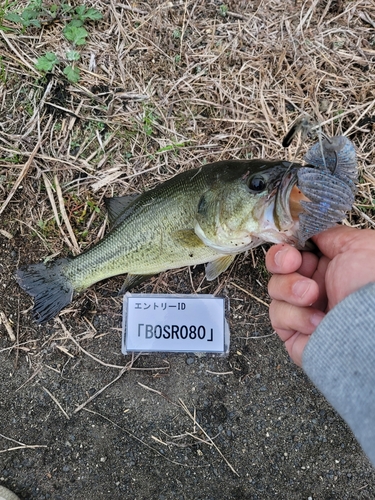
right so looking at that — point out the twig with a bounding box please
[115,3,149,14]
[138,382,178,406]
[0,229,13,239]
[54,174,80,255]
[343,99,375,136]
[231,282,270,308]
[0,116,52,215]
[318,101,375,131]
[353,206,375,228]
[74,365,130,414]
[238,333,276,340]
[0,432,27,446]
[56,318,128,369]
[16,366,43,392]
[0,30,40,75]
[0,444,47,453]
[178,398,239,476]
[0,311,16,342]
[42,386,70,420]
[43,172,81,252]
[206,370,233,375]
[83,408,195,467]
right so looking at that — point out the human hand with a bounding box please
[266,226,375,366]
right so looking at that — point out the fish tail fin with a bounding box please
[16,258,73,324]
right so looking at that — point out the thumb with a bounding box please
[312,226,371,259]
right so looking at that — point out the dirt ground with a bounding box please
[1,0,375,499]
[2,235,375,500]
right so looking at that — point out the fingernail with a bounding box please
[274,246,288,267]
[311,311,325,327]
[292,279,311,298]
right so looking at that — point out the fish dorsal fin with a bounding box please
[104,194,139,228]
[205,254,236,281]
[172,229,207,248]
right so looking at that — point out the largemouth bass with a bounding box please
[16,136,357,323]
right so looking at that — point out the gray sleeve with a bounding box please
[302,282,375,466]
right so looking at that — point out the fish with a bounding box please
[16,136,357,323]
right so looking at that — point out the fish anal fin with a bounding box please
[205,254,236,281]
[104,194,139,228]
[118,274,154,295]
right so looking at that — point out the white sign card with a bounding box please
[122,294,229,354]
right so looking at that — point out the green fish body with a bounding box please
[16,137,357,323]
[66,159,301,290]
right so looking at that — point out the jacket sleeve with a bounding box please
[302,282,375,466]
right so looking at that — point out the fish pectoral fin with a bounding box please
[172,229,207,248]
[118,274,154,295]
[205,254,236,281]
[104,194,139,228]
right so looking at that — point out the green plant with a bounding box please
[142,107,157,136]
[4,153,22,163]
[0,0,14,32]
[74,5,102,22]
[5,1,102,83]
[5,0,43,28]
[66,50,80,61]
[37,218,56,236]
[0,56,7,82]
[219,4,228,17]
[156,142,188,154]
[63,22,88,46]
[35,52,59,72]
[63,65,80,83]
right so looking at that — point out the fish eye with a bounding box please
[248,175,266,192]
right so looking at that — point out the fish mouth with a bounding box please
[274,166,305,231]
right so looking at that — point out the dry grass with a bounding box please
[1,0,375,253]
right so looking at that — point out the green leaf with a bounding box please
[61,3,73,14]
[82,8,102,21]
[156,142,187,153]
[75,5,86,16]
[67,19,84,28]
[5,7,41,28]
[29,0,42,9]
[21,8,41,27]
[5,12,24,24]
[63,25,88,45]
[66,50,80,62]
[35,52,59,72]
[63,65,80,83]
[75,5,102,21]
[22,8,38,21]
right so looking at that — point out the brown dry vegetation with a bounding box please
[1,1,375,499]
[1,0,375,247]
